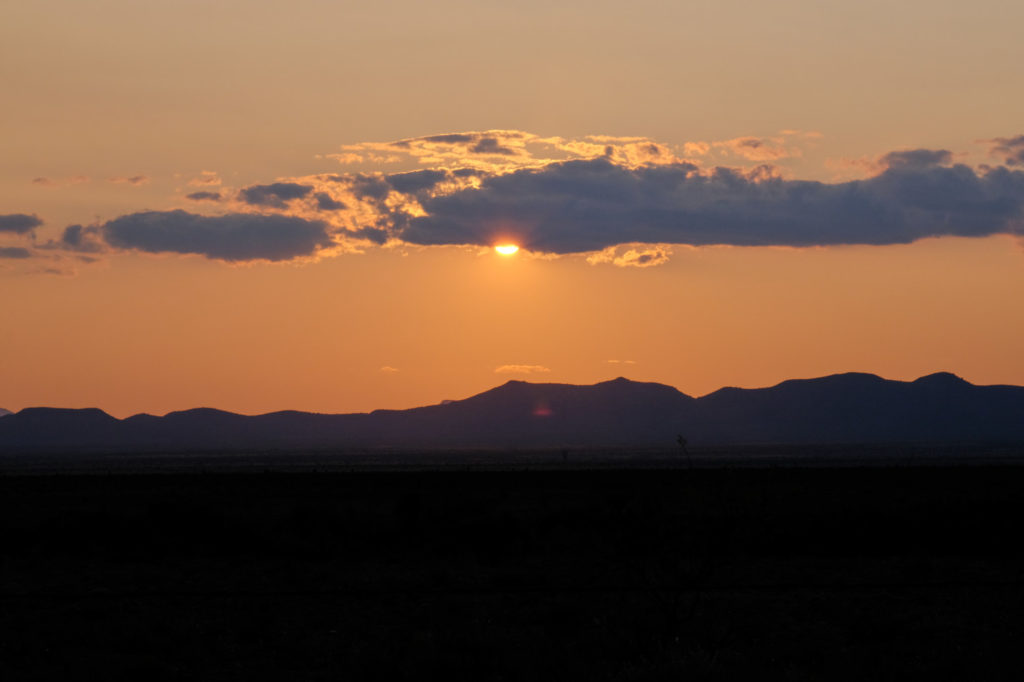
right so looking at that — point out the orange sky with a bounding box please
[3,235,1022,418]
[2,1,1024,416]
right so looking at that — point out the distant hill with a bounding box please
[0,408,11,418]
[2,372,1023,453]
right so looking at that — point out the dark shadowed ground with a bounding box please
[2,448,1024,680]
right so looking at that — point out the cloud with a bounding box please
[606,359,637,364]
[20,131,1024,267]
[419,133,475,144]
[56,224,106,253]
[494,365,551,374]
[101,210,333,262]
[379,366,399,373]
[32,176,90,187]
[188,171,222,187]
[109,175,150,186]
[780,129,824,140]
[988,135,1024,166]
[827,147,954,180]
[713,136,798,162]
[385,169,449,194]
[470,137,517,155]
[238,182,314,208]
[349,176,391,201]
[314,192,346,211]
[683,141,711,156]
[613,247,671,268]
[185,191,222,202]
[0,247,32,259]
[329,130,683,173]
[880,148,953,169]
[588,245,672,268]
[685,130,820,164]
[331,152,366,164]
[0,214,43,234]
[392,155,1024,252]
[351,226,388,244]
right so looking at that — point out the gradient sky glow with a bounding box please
[2,0,1024,417]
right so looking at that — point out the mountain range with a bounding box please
[1,372,1023,454]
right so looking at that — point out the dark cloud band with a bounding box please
[881,149,953,169]
[185,191,222,202]
[395,156,1024,252]
[238,182,313,208]
[0,214,43,234]
[102,210,332,262]
[0,247,32,259]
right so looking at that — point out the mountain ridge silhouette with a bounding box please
[2,372,1023,453]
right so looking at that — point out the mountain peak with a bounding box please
[162,407,246,420]
[14,407,116,420]
[813,372,886,384]
[913,372,971,387]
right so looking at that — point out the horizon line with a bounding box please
[0,369,1003,420]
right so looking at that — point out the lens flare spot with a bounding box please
[495,244,519,255]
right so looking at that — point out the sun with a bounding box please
[495,244,519,255]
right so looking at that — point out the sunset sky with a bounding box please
[3,0,1024,417]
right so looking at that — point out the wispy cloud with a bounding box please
[986,135,1024,166]
[712,136,799,162]
[329,130,687,173]
[30,176,90,187]
[188,171,222,187]
[587,245,672,268]
[109,175,150,186]
[494,364,551,374]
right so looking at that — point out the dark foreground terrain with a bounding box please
[3,458,1024,680]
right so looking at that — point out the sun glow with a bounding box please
[495,244,519,255]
